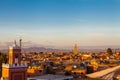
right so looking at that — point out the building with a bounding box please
[1,39,27,80]
[73,44,78,54]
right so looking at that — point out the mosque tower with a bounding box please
[73,44,78,54]
[2,39,27,80]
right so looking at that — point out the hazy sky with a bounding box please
[0,0,120,49]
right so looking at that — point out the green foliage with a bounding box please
[0,52,8,77]
[72,72,79,78]
[107,48,113,55]
[45,66,56,74]
[65,71,71,76]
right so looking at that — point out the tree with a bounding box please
[72,72,79,78]
[107,48,113,55]
[0,52,8,77]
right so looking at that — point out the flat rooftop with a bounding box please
[86,65,120,78]
[27,74,73,80]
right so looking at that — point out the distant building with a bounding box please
[2,39,27,80]
[73,44,78,54]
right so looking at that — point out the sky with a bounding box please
[0,0,120,49]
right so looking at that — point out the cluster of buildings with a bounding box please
[1,39,120,80]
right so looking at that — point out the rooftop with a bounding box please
[86,65,120,78]
[27,74,73,80]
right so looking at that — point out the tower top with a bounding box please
[10,40,21,49]
[14,40,17,46]
[9,39,22,65]
[20,38,22,48]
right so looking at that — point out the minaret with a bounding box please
[9,40,21,65]
[74,44,78,54]
[14,40,17,46]
[2,39,27,80]
[20,38,22,48]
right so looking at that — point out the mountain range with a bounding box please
[0,47,108,54]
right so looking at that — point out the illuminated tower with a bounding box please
[73,44,78,54]
[2,39,27,80]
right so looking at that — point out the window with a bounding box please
[15,55,18,63]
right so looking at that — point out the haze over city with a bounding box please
[0,0,120,49]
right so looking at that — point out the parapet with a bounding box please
[9,44,21,50]
[2,63,27,68]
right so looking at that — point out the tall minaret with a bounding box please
[74,44,78,54]
[2,39,27,80]
[9,40,21,65]
[14,40,17,46]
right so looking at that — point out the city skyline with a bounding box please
[0,0,120,49]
